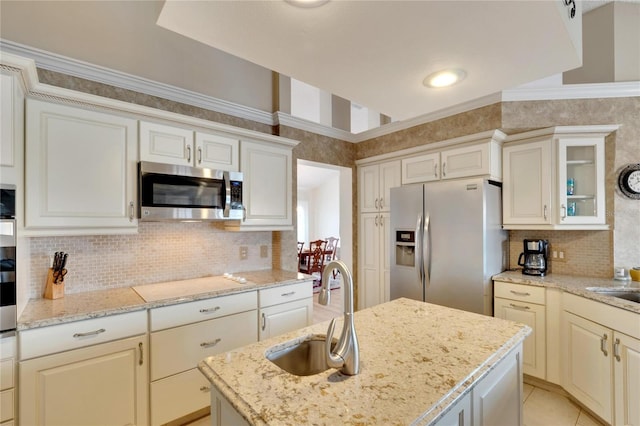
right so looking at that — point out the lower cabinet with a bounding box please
[149,292,258,425]
[434,392,471,426]
[471,345,523,426]
[19,334,148,426]
[210,387,250,426]
[562,292,640,426]
[614,331,640,426]
[494,281,546,379]
[0,335,16,426]
[258,281,313,341]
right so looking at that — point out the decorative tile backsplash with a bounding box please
[28,222,272,298]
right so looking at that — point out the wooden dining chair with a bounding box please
[296,241,305,271]
[300,239,326,288]
[324,237,339,263]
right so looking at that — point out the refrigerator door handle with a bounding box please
[415,215,424,283]
[424,213,431,287]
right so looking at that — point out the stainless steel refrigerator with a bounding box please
[390,178,507,316]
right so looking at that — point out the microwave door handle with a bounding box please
[223,171,231,218]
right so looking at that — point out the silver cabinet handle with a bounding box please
[601,334,608,356]
[543,204,548,220]
[281,291,295,297]
[561,204,567,219]
[199,306,221,314]
[197,147,202,164]
[375,215,378,227]
[138,342,144,366]
[73,328,106,338]
[510,290,531,297]
[442,162,446,177]
[129,201,134,222]
[186,145,192,162]
[200,338,221,348]
[374,198,379,210]
[242,205,247,222]
[380,215,384,226]
[200,386,211,392]
[614,338,621,362]
[261,313,266,331]
[434,164,438,178]
[380,197,384,209]
[509,303,530,310]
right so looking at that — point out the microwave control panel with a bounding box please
[230,181,243,209]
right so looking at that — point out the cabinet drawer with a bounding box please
[150,310,257,380]
[150,291,257,331]
[494,281,545,304]
[0,358,13,391]
[19,310,147,360]
[151,368,211,426]
[259,282,312,308]
[0,389,13,422]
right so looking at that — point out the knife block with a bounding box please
[44,268,65,300]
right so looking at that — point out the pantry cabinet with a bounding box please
[226,140,295,231]
[359,160,401,213]
[19,311,148,426]
[502,126,616,230]
[148,291,257,426]
[25,99,138,235]
[494,281,546,379]
[139,121,239,171]
[358,211,391,309]
[258,281,313,341]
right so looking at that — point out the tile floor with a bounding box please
[523,383,605,426]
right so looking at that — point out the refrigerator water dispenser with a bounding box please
[395,230,415,267]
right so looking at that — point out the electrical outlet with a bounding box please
[556,250,567,263]
[239,246,248,260]
[260,245,268,258]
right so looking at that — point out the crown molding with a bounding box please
[2,39,638,146]
[0,39,274,126]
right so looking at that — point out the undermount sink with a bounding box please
[586,287,640,303]
[266,334,337,376]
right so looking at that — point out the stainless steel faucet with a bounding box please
[319,260,360,375]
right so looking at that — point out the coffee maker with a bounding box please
[517,239,549,276]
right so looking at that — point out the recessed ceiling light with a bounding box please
[285,0,329,8]
[423,69,467,88]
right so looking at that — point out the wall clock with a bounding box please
[618,163,640,199]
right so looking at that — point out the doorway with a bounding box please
[296,159,353,276]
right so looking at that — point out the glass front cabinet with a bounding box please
[557,137,605,225]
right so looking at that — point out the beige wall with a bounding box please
[0,1,275,112]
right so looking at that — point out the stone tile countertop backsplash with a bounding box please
[18,269,311,331]
[493,270,640,314]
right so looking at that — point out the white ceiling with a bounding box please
[157,0,583,121]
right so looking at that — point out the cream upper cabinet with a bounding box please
[359,160,401,213]
[1,72,25,187]
[502,138,553,226]
[502,126,616,230]
[400,132,504,185]
[401,152,440,184]
[25,99,138,235]
[139,121,239,171]
[227,140,294,231]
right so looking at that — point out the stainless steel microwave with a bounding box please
[138,161,243,221]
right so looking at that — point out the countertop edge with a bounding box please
[18,270,313,331]
[492,271,640,314]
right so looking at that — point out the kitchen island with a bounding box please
[199,298,531,425]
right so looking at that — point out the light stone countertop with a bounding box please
[198,298,531,426]
[493,270,640,314]
[18,269,312,330]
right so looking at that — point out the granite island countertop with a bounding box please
[493,270,640,314]
[18,269,312,330]
[198,298,531,425]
